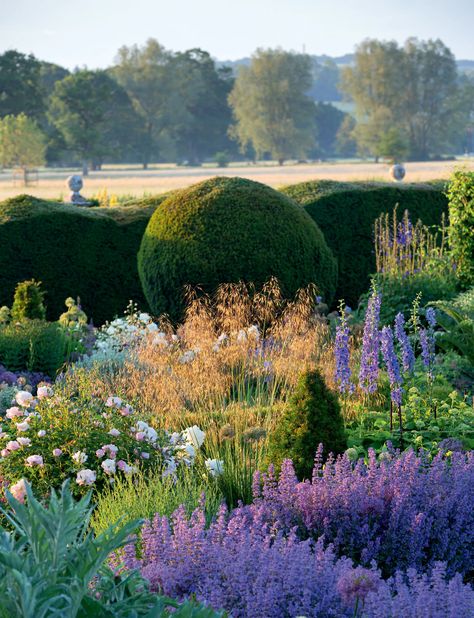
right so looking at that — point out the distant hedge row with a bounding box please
[281,180,449,307]
[0,195,167,324]
[0,180,449,323]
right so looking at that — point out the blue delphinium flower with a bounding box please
[359,289,381,394]
[394,313,415,373]
[380,326,403,406]
[334,309,354,394]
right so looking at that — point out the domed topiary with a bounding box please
[266,369,347,480]
[138,177,337,320]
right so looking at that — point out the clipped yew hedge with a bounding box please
[138,177,338,320]
[0,195,168,324]
[281,180,448,307]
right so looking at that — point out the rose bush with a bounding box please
[0,385,206,497]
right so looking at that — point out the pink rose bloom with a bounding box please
[141,452,150,459]
[96,449,105,458]
[37,430,46,437]
[76,469,96,486]
[26,454,44,467]
[36,385,52,399]
[6,440,20,451]
[16,422,29,432]
[105,396,122,408]
[9,479,27,503]
[1,448,10,457]
[120,405,133,416]
[135,431,146,441]
[52,448,62,457]
[17,437,31,447]
[116,459,127,471]
[108,428,120,437]
[6,406,23,419]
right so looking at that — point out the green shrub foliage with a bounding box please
[11,279,46,322]
[446,169,474,288]
[281,181,448,307]
[138,176,337,320]
[0,195,168,324]
[266,369,347,480]
[0,320,68,375]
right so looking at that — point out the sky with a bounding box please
[1,0,473,69]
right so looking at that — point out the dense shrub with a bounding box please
[0,194,168,324]
[446,169,474,287]
[11,279,46,322]
[138,177,337,320]
[281,181,448,307]
[266,369,346,479]
[0,320,68,375]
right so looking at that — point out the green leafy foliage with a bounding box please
[281,181,448,307]
[0,195,168,324]
[432,296,474,365]
[138,177,337,320]
[347,387,474,456]
[266,369,346,479]
[0,320,68,375]
[11,279,46,322]
[446,169,474,287]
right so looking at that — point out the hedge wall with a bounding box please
[0,195,168,324]
[281,181,448,307]
[138,176,338,321]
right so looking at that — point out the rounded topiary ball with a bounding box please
[138,177,337,320]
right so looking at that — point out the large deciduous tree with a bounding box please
[228,49,315,165]
[113,39,175,168]
[0,114,46,183]
[341,38,462,161]
[0,51,45,121]
[169,49,234,164]
[49,70,141,174]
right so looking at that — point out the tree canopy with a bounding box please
[228,49,315,164]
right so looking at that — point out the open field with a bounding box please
[1,158,474,201]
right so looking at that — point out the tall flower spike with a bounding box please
[380,326,403,406]
[334,303,354,394]
[394,312,415,373]
[359,288,382,394]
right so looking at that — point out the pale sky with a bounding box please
[1,0,472,69]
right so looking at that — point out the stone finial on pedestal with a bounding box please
[66,175,92,206]
[390,164,406,182]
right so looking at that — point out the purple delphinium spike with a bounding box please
[380,326,403,406]
[334,310,354,394]
[359,289,382,394]
[425,307,437,329]
[394,313,415,373]
[419,328,435,380]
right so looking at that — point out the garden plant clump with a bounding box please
[0,171,473,617]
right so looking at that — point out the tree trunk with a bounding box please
[278,158,284,166]
[82,162,89,176]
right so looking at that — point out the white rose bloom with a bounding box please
[147,322,159,333]
[108,428,120,437]
[15,391,33,407]
[183,443,196,459]
[37,430,46,437]
[16,422,30,432]
[101,458,116,475]
[205,458,224,477]
[76,469,96,486]
[17,437,31,446]
[139,312,151,323]
[182,425,205,449]
[72,451,88,464]
[105,396,122,408]
[153,332,168,346]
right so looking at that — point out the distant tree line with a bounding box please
[0,37,473,173]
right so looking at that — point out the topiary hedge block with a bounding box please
[138,176,338,321]
[0,194,168,324]
[281,181,448,308]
